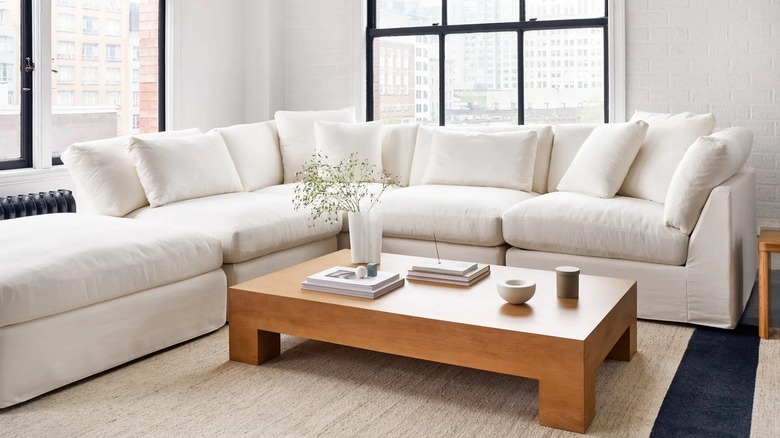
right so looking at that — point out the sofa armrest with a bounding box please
[686,168,758,328]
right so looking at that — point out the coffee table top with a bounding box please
[231,250,636,341]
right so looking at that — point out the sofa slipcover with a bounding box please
[502,192,690,265]
[0,214,223,328]
[127,192,342,264]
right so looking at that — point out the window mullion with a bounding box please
[34,0,54,169]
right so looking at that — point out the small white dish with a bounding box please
[497,279,536,304]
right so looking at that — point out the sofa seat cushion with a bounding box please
[502,192,689,265]
[127,192,342,264]
[381,185,537,246]
[0,214,223,328]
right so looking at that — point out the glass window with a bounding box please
[447,0,519,25]
[82,43,99,60]
[0,35,14,52]
[57,41,75,59]
[57,91,75,106]
[106,44,121,61]
[377,0,441,28]
[367,0,608,125]
[47,0,164,163]
[106,67,121,84]
[106,91,121,107]
[0,63,13,83]
[57,65,75,84]
[83,16,99,34]
[83,0,99,10]
[372,35,438,125]
[82,90,98,105]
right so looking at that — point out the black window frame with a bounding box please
[0,0,166,171]
[366,0,609,125]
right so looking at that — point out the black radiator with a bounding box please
[0,189,76,220]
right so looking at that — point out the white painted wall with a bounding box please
[626,0,780,229]
[243,0,285,122]
[166,0,245,131]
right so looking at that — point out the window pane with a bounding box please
[51,0,160,159]
[0,5,21,163]
[372,35,439,125]
[445,32,518,125]
[448,0,519,25]
[377,0,441,28]
[524,28,604,124]
[525,0,605,20]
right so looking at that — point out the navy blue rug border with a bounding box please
[650,324,760,438]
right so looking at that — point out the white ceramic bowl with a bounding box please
[497,279,536,304]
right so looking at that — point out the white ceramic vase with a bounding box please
[348,209,382,264]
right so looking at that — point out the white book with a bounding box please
[407,269,490,287]
[301,278,405,299]
[407,264,490,282]
[306,266,400,292]
[410,260,479,276]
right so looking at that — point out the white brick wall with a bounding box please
[626,0,780,229]
[284,0,362,114]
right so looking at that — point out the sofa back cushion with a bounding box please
[664,126,753,234]
[274,107,357,183]
[128,131,243,207]
[408,124,554,193]
[422,130,538,191]
[556,121,649,199]
[213,121,282,192]
[61,128,201,217]
[381,124,419,186]
[547,124,599,192]
[315,120,384,175]
[619,111,716,203]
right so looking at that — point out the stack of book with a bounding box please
[301,266,404,299]
[406,260,490,286]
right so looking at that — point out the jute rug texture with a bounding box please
[0,321,757,437]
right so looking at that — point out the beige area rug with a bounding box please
[1,322,694,437]
[751,328,780,437]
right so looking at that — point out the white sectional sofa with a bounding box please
[60,108,756,331]
[2,107,755,409]
[0,214,226,408]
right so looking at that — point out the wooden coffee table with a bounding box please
[229,250,637,433]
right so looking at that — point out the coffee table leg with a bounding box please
[607,320,637,361]
[229,322,281,365]
[538,370,596,433]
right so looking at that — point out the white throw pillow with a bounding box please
[128,131,243,207]
[422,129,538,191]
[60,128,201,216]
[557,121,649,199]
[214,121,282,192]
[274,107,357,183]
[315,120,384,175]
[619,111,716,203]
[409,124,553,192]
[664,127,753,234]
[547,124,599,193]
[381,123,419,187]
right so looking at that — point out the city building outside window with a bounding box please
[0,0,165,170]
[368,0,609,126]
